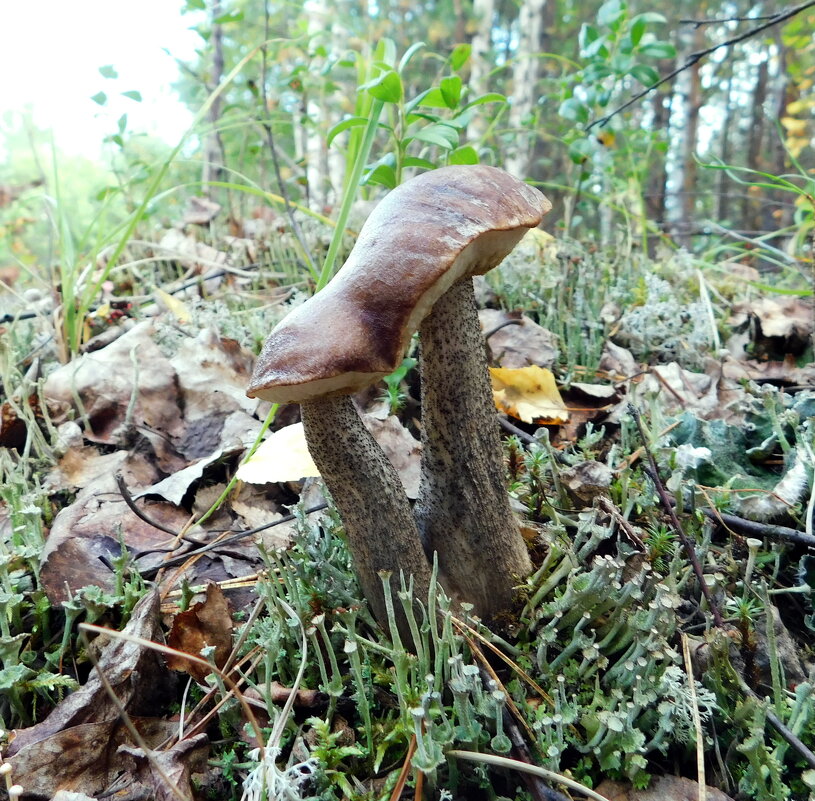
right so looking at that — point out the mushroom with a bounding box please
[246,165,550,629]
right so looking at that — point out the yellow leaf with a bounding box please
[155,288,191,323]
[490,365,569,424]
[786,99,807,115]
[236,423,320,484]
[781,116,807,136]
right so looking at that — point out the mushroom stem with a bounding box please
[415,277,532,620]
[300,395,432,639]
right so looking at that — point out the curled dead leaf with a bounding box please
[166,583,233,683]
[490,365,569,424]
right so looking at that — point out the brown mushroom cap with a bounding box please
[246,165,551,404]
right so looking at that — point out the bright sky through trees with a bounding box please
[1,0,199,158]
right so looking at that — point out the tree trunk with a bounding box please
[505,0,547,178]
[742,58,768,235]
[466,0,496,143]
[201,0,225,198]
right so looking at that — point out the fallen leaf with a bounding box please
[479,309,558,369]
[166,584,233,683]
[183,195,221,224]
[8,592,177,798]
[43,321,184,446]
[237,423,320,484]
[490,365,569,424]
[154,288,191,323]
[119,733,209,801]
[135,448,227,505]
[561,460,612,505]
[40,456,190,604]
[362,413,422,498]
[597,775,735,801]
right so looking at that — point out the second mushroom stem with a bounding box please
[415,277,532,621]
[300,395,432,641]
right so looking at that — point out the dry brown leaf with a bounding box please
[561,460,612,506]
[490,365,569,424]
[362,413,422,498]
[597,776,735,801]
[729,296,814,357]
[119,733,209,801]
[40,456,190,604]
[479,308,558,369]
[43,321,184,446]
[166,584,233,683]
[8,592,177,798]
[183,195,221,225]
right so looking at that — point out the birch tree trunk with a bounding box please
[505,0,546,178]
[466,0,495,143]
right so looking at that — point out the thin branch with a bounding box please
[138,502,329,578]
[702,507,815,549]
[588,0,815,131]
[680,15,783,25]
[117,473,180,536]
[629,405,725,627]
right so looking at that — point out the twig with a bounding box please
[138,502,329,578]
[734,673,815,770]
[116,473,180,536]
[701,508,815,549]
[388,735,418,801]
[588,0,815,131]
[483,318,523,340]
[629,405,725,627]
[681,14,783,25]
[499,416,540,445]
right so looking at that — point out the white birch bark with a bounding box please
[505,0,546,178]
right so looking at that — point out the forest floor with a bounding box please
[0,200,814,801]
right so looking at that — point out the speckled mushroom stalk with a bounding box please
[415,276,532,620]
[298,395,432,634]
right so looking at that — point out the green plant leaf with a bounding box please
[559,97,589,125]
[448,145,479,165]
[98,65,118,79]
[639,41,676,59]
[213,10,244,23]
[122,90,142,102]
[629,64,659,87]
[450,43,472,71]
[363,70,402,103]
[630,15,647,46]
[91,91,107,106]
[398,41,425,72]
[597,0,625,27]
[440,75,462,109]
[402,156,436,170]
[374,38,397,67]
[413,123,458,149]
[568,137,594,164]
[462,92,506,110]
[327,116,370,146]
[415,88,449,109]
[365,163,397,189]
